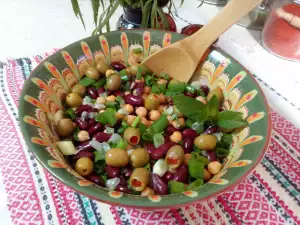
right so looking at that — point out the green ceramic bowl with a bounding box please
[18,29,271,209]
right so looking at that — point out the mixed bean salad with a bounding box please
[55,60,248,196]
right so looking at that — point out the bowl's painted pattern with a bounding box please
[19,30,271,208]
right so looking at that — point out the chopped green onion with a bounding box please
[142,133,154,142]
[149,115,169,134]
[117,127,125,134]
[167,79,186,93]
[191,152,210,165]
[186,118,195,128]
[186,85,195,94]
[132,116,141,128]
[94,160,106,174]
[168,181,185,194]
[116,139,127,149]
[106,101,118,109]
[171,114,178,121]
[139,123,147,135]
[188,158,205,179]
[79,77,96,87]
[154,133,165,148]
[187,179,204,191]
[92,78,106,88]
[116,96,125,105]
[119,69,127,76]
[216,148,230,159]
[72,127,80,141]
[136,66,143,80]
[65,108,76,120]
[100,174,107,183]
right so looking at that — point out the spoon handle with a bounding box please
[182,0,262,54]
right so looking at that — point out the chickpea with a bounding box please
[159,94,166,104]
[96,96,107,104]
[183,153,192,166]
[149,110,161,121]
[124,104,134,114]
[158,105,166,113]
[85,67,100,80]
[57,118,75,137]
[204,169,212,181]
[207,161,222,175]
[105,148,129,167]
[172,118,185,129]
[194,135,217,151]
[75,157,94,176]
[66,93,83,108]
[143,86,151,94]
[106,95,116,102]
[105,69,116,78]
[115,113,125,120]
[72,83,86,97]
[141,187,155,197]
[77,130,90,142]
[125,115,136,126]
[196,96,207,104]
[136,107,147,118]
[170,131,183,143]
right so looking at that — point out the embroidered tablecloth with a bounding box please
[0,50,299,225]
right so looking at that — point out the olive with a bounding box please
[130,148,150,168]
[207,87,224,102]
[123,127,140,145]
[85,66,100,80]
[129,168,149,192]
[72,83,86,96]
[107,74,122,91]
[128,65,138,75]
[145,93,160,110]
[96,60,110,74]
[165,145,184,169]
[56,118,75,137]
[105,148,129,167]
[66,93,83,108]
[194,134,217,151]
[75,157,94,176]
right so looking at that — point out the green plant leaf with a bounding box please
[91,0,100,26]
[168,181,185,193]
[216,148,230,159]
[98,0,120,31]
[94,160,106,173]
[173,96,206,120]
[157,7,169,30]
[95,108,117,126]
[220,133,233,149]
[218,111,248,129]
[207,95,219,122]
[151,0,158,28]
[187,179,204,191]
[196,108,208,124]
[141,0,153,28]
[71,0,86,28]
[188,158,205,179]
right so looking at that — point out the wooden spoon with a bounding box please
[142,0,262,83]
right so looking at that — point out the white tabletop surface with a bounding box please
[0,0,299,224]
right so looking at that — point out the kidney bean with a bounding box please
[93,132,111,142]
[112,90,124,97]
[173,165,189,183]
[124,94,143,107]
[88,118,96,126]
[134,83,145,96]
[162,172,174,182]
[205,126,220,134]
[87,108,99,113]
[86,173,105,187]
[87,87,98,99]
[105,165,120,179]
[151,142,176,160]
[111,62,126,71]
[182,128,198,139]
[75,105,92,116]
[184,92,194,97]
[76,141,94,152]
[88,123,103,136]
[144,143,155,155]
[97,87,105,96]
[149,173,168,195]
[75,118,89,130]
[207,151,217,162]
[166,125,180,135]
[200,85,210,96]
[122,167,133,178]
[168,99,174,106]
[115,185,131,194]
[119,176,127,186]
[183,138,193,154]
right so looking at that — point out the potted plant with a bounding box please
[70,0,185,34]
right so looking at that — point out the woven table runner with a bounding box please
[0,53,299,225]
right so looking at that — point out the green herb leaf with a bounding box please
[119,69,127,76]
[142,133,154,142]
[187,179,204,191]
[80,77,96,87]
[168,79,186,93]
[192,122,205,134]
[188,158,205,179]
[106,101,118,110]
[94,151,105,162]
[220,133,233,149]
[92,78,106,88]
[168,181,185,193]
[196,109,208,124]
[207,95,220,122]
[216,148,230,159]
[151,83,166,94]
[145,74,155,86]
[139,123,147,135]
[116,139,127,149]
[95,108,117,126]
[218,111,248,129]
[116,96,125,105]
[94,160,106,174]
[190,152,210,165]
[65,108,76,120]
[72,127,80,141]
[173,96,206,120]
